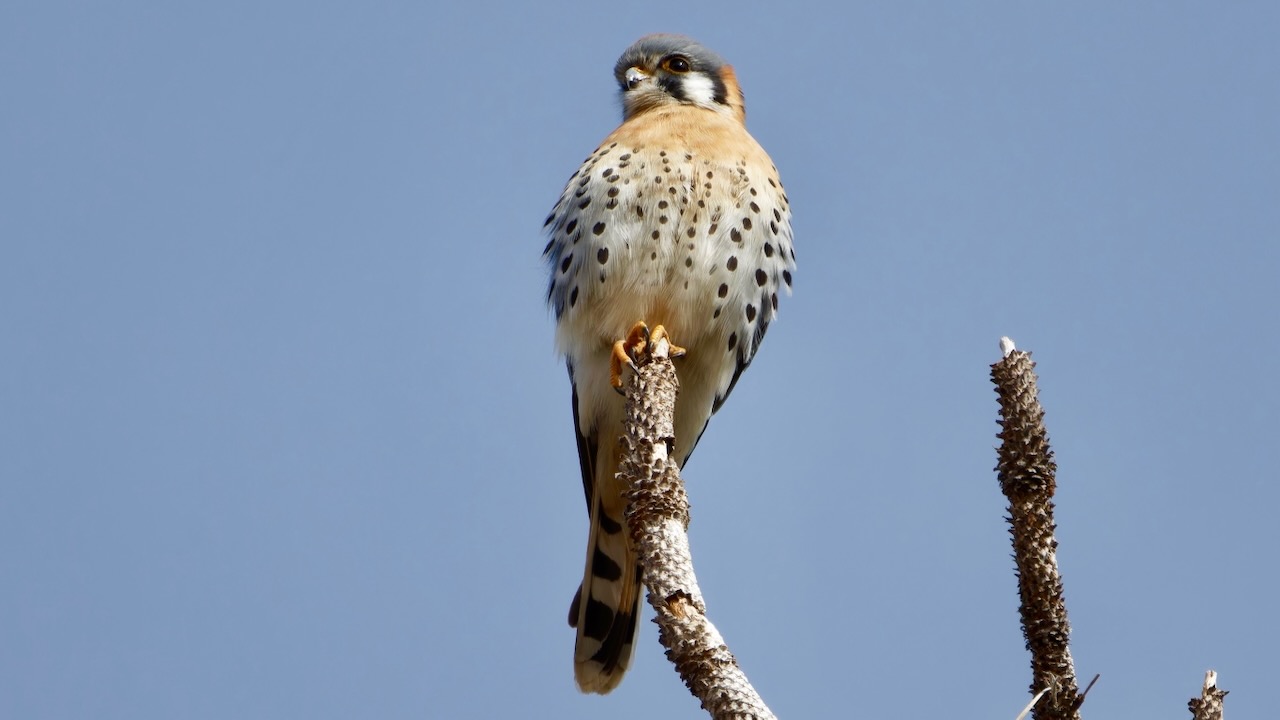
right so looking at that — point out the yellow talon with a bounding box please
[609,321,649,391]
[609,321,686,391]
[649,325,687,359]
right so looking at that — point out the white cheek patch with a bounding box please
[680,73,718,108]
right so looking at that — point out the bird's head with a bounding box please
[613,35,745,122]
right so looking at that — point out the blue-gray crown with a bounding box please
[612,34,727,89]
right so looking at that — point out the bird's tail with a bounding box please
[568,473,643,694]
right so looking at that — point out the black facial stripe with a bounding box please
[654,71,730,107]
[657,73,686,102]
[709,72,728,106]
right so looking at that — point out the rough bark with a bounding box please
[617,337,776,720]
[991,337,1083,720]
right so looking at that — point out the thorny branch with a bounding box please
[991,338,1083,720]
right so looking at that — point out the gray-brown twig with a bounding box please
[617,336,776,720]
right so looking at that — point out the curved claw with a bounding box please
[649,325,687,359]
[610,321,648,391]
[609,322,687,391]
[610,340,637,393]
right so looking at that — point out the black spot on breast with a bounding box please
[718,283,728,298]
[658,200,668,209]
[764,242,774,257]
[686,227,697,238]
[726,256,738,271]
[783,270,792,287]
[598,248,609,264]
[635,206,644,217]
[651,230,660,239]
[727,332,738,351]
[565,218,577,235]
[570,286,579,307]
[607,187,619,198]
[742,217,752,231]
[542,239,553,255]
[593,222,606,236]
[729,228,742,243]
[578,197,591,209]
[771,292,778,310]
[543,212,555,227]
[606,199,618,209]
[750,201,760,213]
[745,304,756,322]
[685,257,693,268]
[709,223,719,235]
[601,168,613,178]
[755,269,767,286]
[773,208,782,222]
[659,216,668,224]
[560,254,573,273]
[769,221,778,235]
[713,307,721,318]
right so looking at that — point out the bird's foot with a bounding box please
[649,325,687,359]
[610,322,686,393]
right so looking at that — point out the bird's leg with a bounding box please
[610,322,688,392]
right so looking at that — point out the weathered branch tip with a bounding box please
[1000,336,1017,357]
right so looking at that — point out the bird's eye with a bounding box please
[661,56,691,74]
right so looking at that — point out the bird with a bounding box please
[542,34,795,694]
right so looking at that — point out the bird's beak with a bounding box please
[624,67,649,90]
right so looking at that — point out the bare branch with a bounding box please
[1187,670,1227,720]
[991,338,1083,720]
[618,337,776,720]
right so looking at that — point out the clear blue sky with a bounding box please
[3,2,1277,718]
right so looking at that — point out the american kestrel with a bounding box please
[543,34,795,694]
